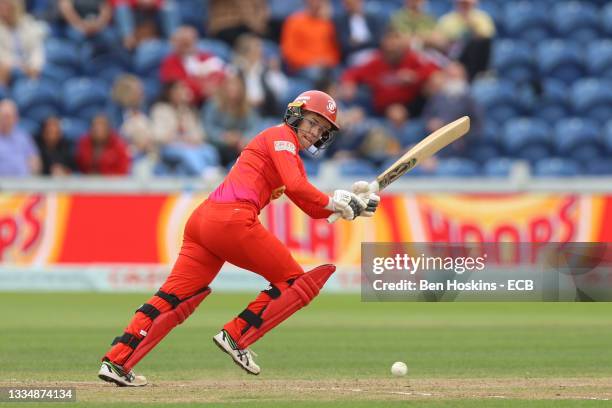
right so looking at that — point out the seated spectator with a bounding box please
[160,26,226,105]
[35,116,76,176]
[0,98,41,176]
[110,74,156,176]
[391,0,439,50]
[280,0,340,80]
[436,0,495,80]
[340,28,439,116]
[151,81,219,177]
[58,0,114,52]
[232,33,288,117]
[334,0,383,65]
[110,0,179,50]
[201,73,260,167]
[422,62,483,156]
[76,113,131,175]
[383,103,413,142]
[0,0,47,86]
[357,126,401,167]
[207,0,268,47]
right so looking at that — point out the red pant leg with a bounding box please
[195,201,305,341]
[104,209,224,365]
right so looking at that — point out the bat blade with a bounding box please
[376,116,470,190]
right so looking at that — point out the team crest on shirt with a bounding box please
[274,141,296,154]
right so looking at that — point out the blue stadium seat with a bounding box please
[604,121,612,154]
[62,78,108,121]
[553,2,600,43]
[397,119,426,147]
[85,54,130,86]
[134,40,171,76]
[492,39,535,83]
[468,121,501,163]
[537,40,585,85]
[603,3,612,37]
[261,39,281,62]
[60,117,89,142]
[478,0,504,34]
[586,40,612,80]
[435,158,480,178]
[502,118,553,162]
[483,157,515,177]
[504,1,552,44]
[584,159,612,176]
[533,158,581,177]
[301,159,321,177]
[40,64,77,85]
[18,117,40,136]
[177,0,207,34]
[363,1,401,22]
[268,0,301,21]
[471,78,521,124]
[424,0,453,18]
[554,118,603,162]
[12,79,61,123]
[0,84,6,99]
[198,39,233,62]
[44,38,81,73]
[571,78,612,125]
[338,158,379,178]
[535,79,570,124]
[280,77,313,107]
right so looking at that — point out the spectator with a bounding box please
[202,73,260,167]
[110,0,179,50]
[110,74,156,176]
[436,0,495,80]
[334,0,383,65]
[151,81,219,176]
[0,98,41,176]
[422,62,483,156]
[35,116,76,176]
[76,113,131,175]
[160,26,226,105]
[280,0,340,80]
[232,33,287,117]
[58,0,114,51]
[0,0,47,86]
[357,125,401,167]
[391,0,440,50]
[207,0,268,47]
[383,103,413,143]
[340,28,439,116]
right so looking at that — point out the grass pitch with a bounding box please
[0,292,611,407]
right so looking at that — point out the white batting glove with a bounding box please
[326,190,367,220]
[351,180,380,218]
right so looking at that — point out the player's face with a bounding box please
[297,112,332,150]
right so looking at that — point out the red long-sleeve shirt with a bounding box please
[341,50,439,114]
[160,52,226,104]
[209,124,332,219]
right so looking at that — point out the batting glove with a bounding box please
[351,180,380,218]
[327,190,367,220]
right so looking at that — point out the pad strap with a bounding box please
[238,309,263,329]
[263,284,281,299]
[111,332,142,349]
[136,303,161,320]
[155,290,181,308]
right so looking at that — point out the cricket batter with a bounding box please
[98,90,380,386]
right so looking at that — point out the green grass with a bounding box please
[0,293,611,406]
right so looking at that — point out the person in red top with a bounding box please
[160,26,226,105]
[340,27,439,116]
[97,90,380,386]
[76,114,130,175]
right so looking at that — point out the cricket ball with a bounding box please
[391,361,408,376]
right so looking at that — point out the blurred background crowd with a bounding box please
[1,0,611,179]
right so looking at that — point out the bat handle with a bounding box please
[326,181,380,224]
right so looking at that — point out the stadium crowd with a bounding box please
[1,0,611,178]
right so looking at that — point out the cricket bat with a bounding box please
[328,116,470,223]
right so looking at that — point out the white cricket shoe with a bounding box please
[213,330,261,375]
[98,360,148,387]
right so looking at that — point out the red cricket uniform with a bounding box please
[105,123,332,365]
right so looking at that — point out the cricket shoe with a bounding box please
[98,360,147,387]
[213,330,260,375]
